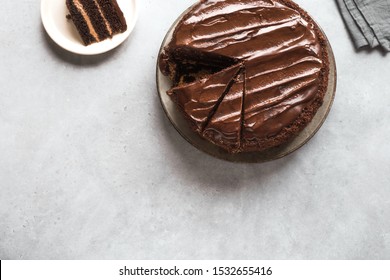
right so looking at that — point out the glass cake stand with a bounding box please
[156,5,337,163]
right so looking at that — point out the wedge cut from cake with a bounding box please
[203,70,245,153]
[66,0,127,45]
[168,64,242,133]
[160,0,329,153]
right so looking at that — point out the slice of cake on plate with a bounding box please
[66,0,127,45]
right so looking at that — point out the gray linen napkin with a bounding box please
[344,0,380,47]
[336,0,370,48]
[336,0,390,51]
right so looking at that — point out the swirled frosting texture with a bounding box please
[162,0,328,153]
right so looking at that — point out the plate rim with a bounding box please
[156,3,337,163]
[40,0,138,56]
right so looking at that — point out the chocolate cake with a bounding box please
[66,0,127,45]
[159,0,329,153]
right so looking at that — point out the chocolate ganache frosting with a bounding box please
[160,0,329,153]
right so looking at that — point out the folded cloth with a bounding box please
[354,0,390,51]
[343,0,380,48]
[336,0,370,48]
[336,0,390,51]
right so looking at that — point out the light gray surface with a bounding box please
[0,0,389,260]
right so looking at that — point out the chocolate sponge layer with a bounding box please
[66,0,127,46]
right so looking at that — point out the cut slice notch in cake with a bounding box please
[66,0,127,46]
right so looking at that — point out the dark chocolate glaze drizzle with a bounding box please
[162,0,328,153]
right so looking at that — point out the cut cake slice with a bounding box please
[66,0,127,46]
[203,69,245,153]
[168,64,242,133]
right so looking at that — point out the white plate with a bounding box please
[41,0,138,55]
